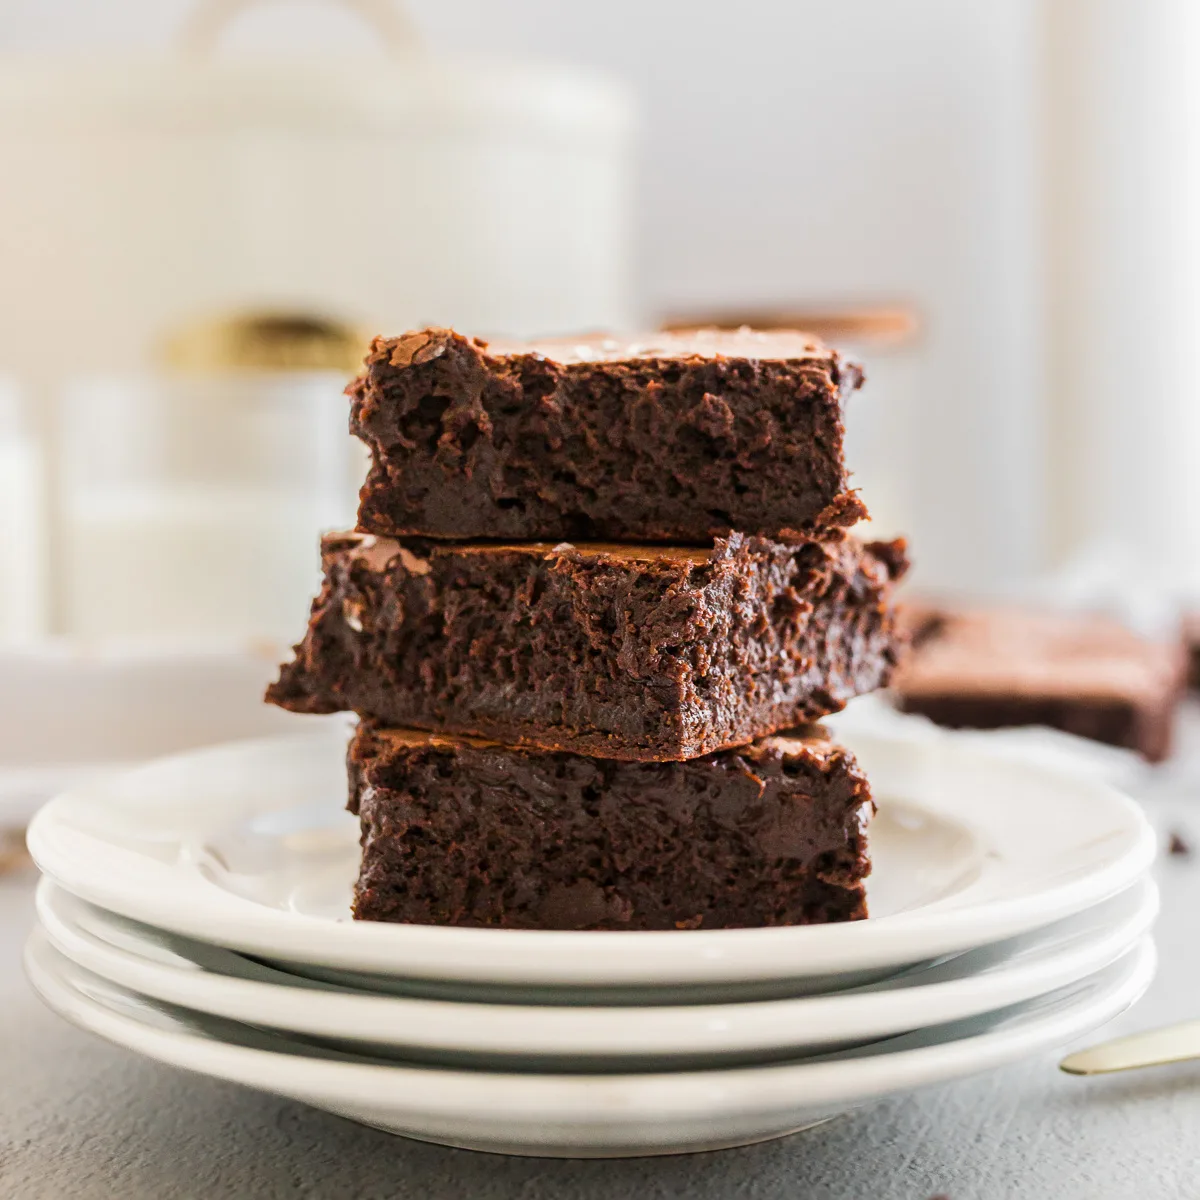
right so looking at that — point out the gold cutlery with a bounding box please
[1060,1021,1200,1074]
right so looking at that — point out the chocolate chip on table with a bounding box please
[1168,830,1192,857]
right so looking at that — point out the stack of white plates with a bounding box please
[24,723,1158,1157]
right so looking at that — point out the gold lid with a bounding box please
[161,311,369,374]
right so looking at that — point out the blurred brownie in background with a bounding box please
[1185,613,1200,689]
[892,605,1187,762]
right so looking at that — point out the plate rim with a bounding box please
[25,726,1158,986]
[23,927,1157,1124]
[34,875,1159,1060]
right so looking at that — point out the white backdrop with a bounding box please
[0,0,1046,591]
[1045,0,1200,599]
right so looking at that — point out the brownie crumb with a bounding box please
[1168,830,1192,857]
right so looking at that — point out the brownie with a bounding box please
[349,327,867,543]
[1185,613,1200,689]
[268,531,907,762]
[893,600,947,649]
[892,606,1187,762]
[348,722,874,930]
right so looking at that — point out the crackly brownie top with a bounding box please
[362,722,842,765]
[893,606,1186,703]
[322,530,906,595]
[334,531,714,572]
[384,326,838,370]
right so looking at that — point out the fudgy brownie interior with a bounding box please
[349,723,875,930]
[350,327,867,543]
[268,531,907,761]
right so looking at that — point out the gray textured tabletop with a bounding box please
[3,717,1200,1200]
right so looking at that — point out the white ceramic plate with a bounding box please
[24,930,1156,1158]
[26,725,1156,991]
[35,877,1158,1068]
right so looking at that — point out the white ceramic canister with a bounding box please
[0,0,635,385]
[0,0,634,635]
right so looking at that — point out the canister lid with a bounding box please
[0,0,631,146]
[161,311,368,374]
[0,54,632,145]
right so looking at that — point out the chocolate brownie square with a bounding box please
[268,531,907,761]
[349,327,866,543]
[892,606,1186,761]
[348,723,874,930]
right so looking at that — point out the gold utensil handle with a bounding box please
[1060,1019,1200,1075]
[180,0,421,56]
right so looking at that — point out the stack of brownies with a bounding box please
[268,327,908,931]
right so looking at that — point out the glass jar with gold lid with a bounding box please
[60,314,364,642]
